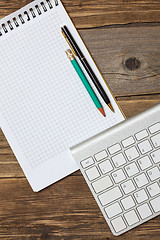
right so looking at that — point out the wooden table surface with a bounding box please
[0,0,160,239]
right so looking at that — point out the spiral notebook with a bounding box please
[0,0,125,192]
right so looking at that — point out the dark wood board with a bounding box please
[0,0,160,28]
[79,26,160,97]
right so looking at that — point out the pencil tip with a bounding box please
[98,107,106,117]
[108,103,114,112]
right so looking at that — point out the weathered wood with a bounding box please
[0,0,160,28]
[79,26,160,97]
[0,176,159,239]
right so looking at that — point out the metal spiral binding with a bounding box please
[35,5,42,15]
[24,11,30,21]
[0,0,58,36]
[7,21,14,30]
[18,14,25,24]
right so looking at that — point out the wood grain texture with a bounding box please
[0,0,160,239]
[0,0,160,28]
[0,176,159,240]
[79,26,160,97]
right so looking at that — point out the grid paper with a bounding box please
[0,2,124,190]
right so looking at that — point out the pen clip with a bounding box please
[61,30,77,56]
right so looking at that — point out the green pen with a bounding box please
[65,49,105,117]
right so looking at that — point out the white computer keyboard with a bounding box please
[71,103,160,236]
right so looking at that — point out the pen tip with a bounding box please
[98,107,106,117]
[108,103,114,112]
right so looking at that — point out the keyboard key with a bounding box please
[108,143,121,155]
[99,160,113,174]
[111,216,126,233]
[121,196,135,210]
[105,202,122,218]
[147,183,160,197]
[95,150,108,161]
[149,122,160,134]
[150,149,160,163]
[122,136,135,148]
[112,169,126,183]
[134,173,148,188]
[138,140,152,154]
[135,129,148,141]
[112,153,126,168]
[98,186,122,206]
[125,146,139,161]
[85,166,100,181]
[124,210,139,226]
[125,162,139,177]
[150,196,160,212]
[121,180,135,194]
[147,167,160,181]
[137,203,152,220]
[92,175,113,193]
[134,189,148,203]
[138,156,152,170]
[81,157,94,168]
[151,133,160,148]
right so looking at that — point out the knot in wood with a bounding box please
[125,57,141,71]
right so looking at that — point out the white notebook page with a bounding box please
[0,0,125,191]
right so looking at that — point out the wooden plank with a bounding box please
[0,97,159,178]
[117,95,160,116]
[79,26,160,97]
[0,0,160,28]
[0,176,159,239]
[63,0,160,28]
[0,0,31,16]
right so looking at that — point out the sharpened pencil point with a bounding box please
[98,107,106,117]
[108,103,114,112]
